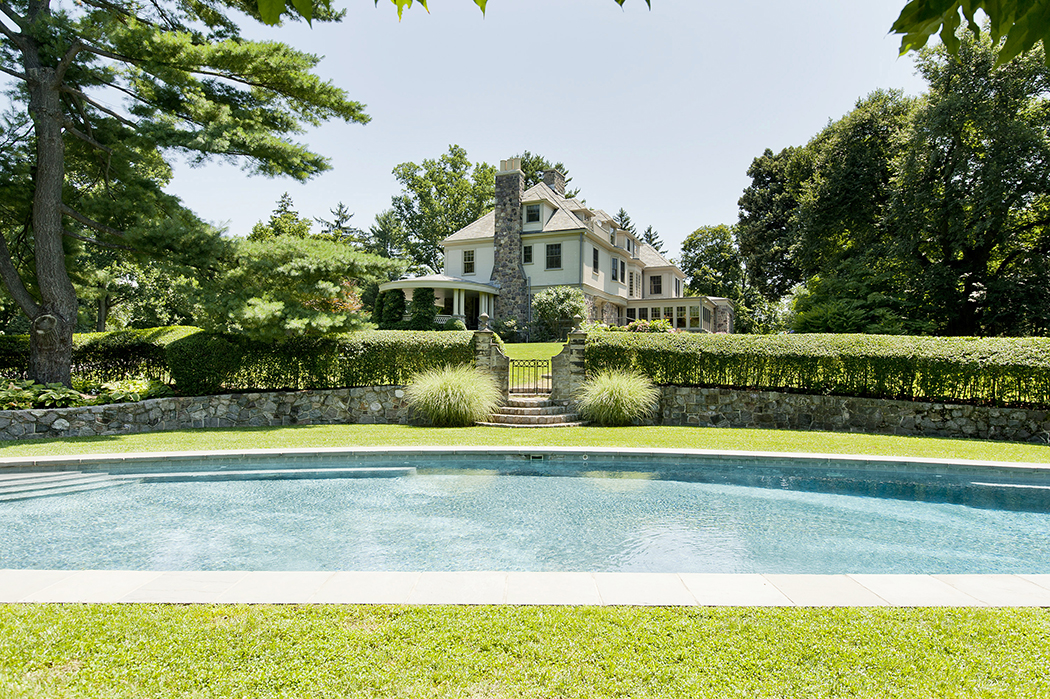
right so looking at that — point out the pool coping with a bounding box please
[2,570,1049,607]
[2,447,1048,607]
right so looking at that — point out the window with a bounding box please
[703,306,712,329]
[650,275,662,295]
[546,243,561,269]
[620,260,626,283]
[675,278,681,297]
[676,306,686,328]
[629,272,635,297]
[627,308,636,321]
[463,249,475,275]
[651,307,661,320]
[639,307,649,321]
[526,204,541,223]
[523,245,533,264]
[664,307,674,322]
[609,232,616,245]
[689,305,701,328]
[612,257,618,282]
[592,246,599,272]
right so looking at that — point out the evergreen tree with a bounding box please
[0,0,367,384]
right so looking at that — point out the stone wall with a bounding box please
[0,386,414,441]
[549,331,587,403]
[657,386,1050,444]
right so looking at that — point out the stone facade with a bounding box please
[549,330,587,403]
[492,159,531,323]
[714,304,734,333]
[473,326,509,396]
[0,386,415,441]
[656,387,1050,444]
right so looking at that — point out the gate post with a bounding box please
[474,313,509,398]
[550,315,587,404]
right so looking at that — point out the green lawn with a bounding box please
[3,422,1049,697]
[502,341,565,360]
[1,605,1048,698]
[3,422,1049,463]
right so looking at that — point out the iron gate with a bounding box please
[508,359,552,394]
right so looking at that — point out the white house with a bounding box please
[380,157,734,333]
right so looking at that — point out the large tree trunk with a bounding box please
[26,62,78,386]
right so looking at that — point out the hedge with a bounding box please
[0,326,200,384]
[585,332,1050,408]
[166,330,476,396]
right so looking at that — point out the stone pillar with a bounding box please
[542,168,566,196]
[492,158,531,323]
[550,316,587,404]
[714,301,735,333]
[474,316,509,397]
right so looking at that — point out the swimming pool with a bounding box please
[2,448,1048,574]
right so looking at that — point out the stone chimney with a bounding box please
[542,168,566,196]
[492,158,530,322]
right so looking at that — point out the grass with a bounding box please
[576,369,660,426]
[1,605,1048,698]
[2,418,1049,697]
[502,341,565,361]
[404,365,502,427]
[2,422,1049,463]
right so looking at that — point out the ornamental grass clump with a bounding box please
[405,364,502,427]
[576,369,659,427]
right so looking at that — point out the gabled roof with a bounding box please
[636,242,676,269]
[443,211,495,242]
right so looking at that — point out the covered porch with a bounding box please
[378,274,500,330]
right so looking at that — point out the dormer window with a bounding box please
[609,232,616,246]
[526,204,541,223]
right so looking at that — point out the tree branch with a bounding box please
[0,0,26,29]
[61,204,127,240]
[0,64,27,81]
[62,228,135,251]
[63,120,115,157]
[0,234,42,318]
[60,85,136,127]
[55,41,83,82]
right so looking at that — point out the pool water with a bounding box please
[3,472,1049,573]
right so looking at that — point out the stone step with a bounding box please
[506,395,556,408]
[486,413,580,426]
[0,471,118,496]
[476,420,585,429]
[498,406,568,416]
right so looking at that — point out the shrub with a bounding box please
[372,291,387,325]
[409,288,439,330]
[380,290,406,329]
[165,330,476,395]
[576,369,659,426]
[532,286,586,341]
[404,364,502,427]
[585,331,1050,408]
[443,318,467,331]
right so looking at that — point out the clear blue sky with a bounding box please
[165,0,928,259]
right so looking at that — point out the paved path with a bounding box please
[3,570,1050,606]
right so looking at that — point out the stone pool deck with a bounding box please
[2,570,1050,606]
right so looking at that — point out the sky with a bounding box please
[163,0,930,259]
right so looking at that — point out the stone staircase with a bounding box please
[479,395,583,428]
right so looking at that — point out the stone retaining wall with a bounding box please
[658,386,1050,444]
[3,384,1049,444]
[0,386,412,441]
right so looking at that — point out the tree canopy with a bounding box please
[736,32,1050,336]
[0,0,368,384]
[389,145,495,275]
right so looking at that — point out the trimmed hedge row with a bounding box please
[586,332,1050,407]
[0,326,199,383]
[166,330,477,396]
